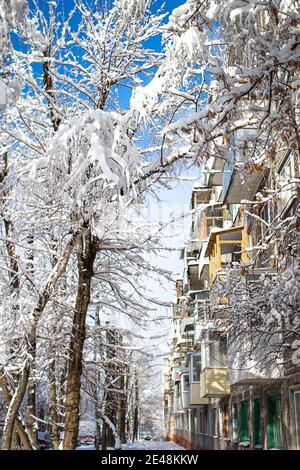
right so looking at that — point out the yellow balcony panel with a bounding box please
[189,383,209,406]
[200,367,230,398]
[205,225,247,282]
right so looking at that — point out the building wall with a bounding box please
[163,140,299,452]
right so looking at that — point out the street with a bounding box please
[76,440,185,451]
[122,440,185,450]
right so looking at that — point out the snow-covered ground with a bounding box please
[76,445,115,450]
[76,444,96,450]
[75,440,185,450]
[122,440,185,450]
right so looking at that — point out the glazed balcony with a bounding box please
[188,383,209,407]
[186,352,209,406]
[200,367,230,398]
[176,373,209,409]
[193,204,226,242]
[199,329,230,398]
[205,225,248,283]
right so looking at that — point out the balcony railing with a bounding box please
[188,383,209,406]
[200,367,230,398]
[205,225,247,283]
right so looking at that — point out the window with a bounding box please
[232,403,238,443]
[253,399,262,446]
[192,411,198,434]
[182,374,189,392]
[234,128,258,162]
[211,408,218,436]
[222,162,234,201]
[190,353,201,382]
[260,202,270,238]
[205,205,224,236]
[231,204,240,222]
[191,220,195,237]
[182,413,187,431]
[240,400,250,442]
[223,406,229,438]
[267,395,282,449]
[208,333,227,368]
[293,391,300,449]
[204,408,209,434]
[277,155,295,212]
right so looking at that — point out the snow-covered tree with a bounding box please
[0,0,299,451]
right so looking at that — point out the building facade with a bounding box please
[164,145,300,450]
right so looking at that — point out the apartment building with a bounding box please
[164,144,300,450]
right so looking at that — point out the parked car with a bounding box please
[38,431,51,450]
[144,434,152,440]
[80,435,95,445]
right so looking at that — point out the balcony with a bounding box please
[187,260,201,291]
[180,373,190,409]
[194,318,215,348]
[223,168,264,204]
[188,383,209,407]
[185,290,210,319]
[191,186,212,206]
[181,317,195,339]
[178,385,209,408]
[198,240,209,283]
[198,328,230,397]
[222,128,265,204]
[176,334,192,346]
[200,367,230,398]
[198,204,224,241]
[205,225,247,283]
[208,156,225,186]
[228,330,283,385]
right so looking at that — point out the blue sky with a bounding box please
[23,0,198,313]
[23,0,185,107]
[18,0,199,376]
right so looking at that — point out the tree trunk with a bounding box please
[0,232,79,450]
[49,357,60,450]
[132,371,139,442]
[26,233,39,448]
[101,414,121,450]
[1,361,31,450]
[118,370,127,444]
[27,373,38,449]
[126,364,132,440]
[11,424,20,449]
[94,405,101,450]
[62,230,97,450]
[94,311,101,450]
[0,371,35,449]
[101,421,108,450]
[15,418,34,450]
[102,327,120,448]
[1,152,22,449]
[58,355,68,428]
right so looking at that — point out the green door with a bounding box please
[294,391,300,449]
[267,395,282,449]
[253,399,262,446]
[240,400,250,442]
